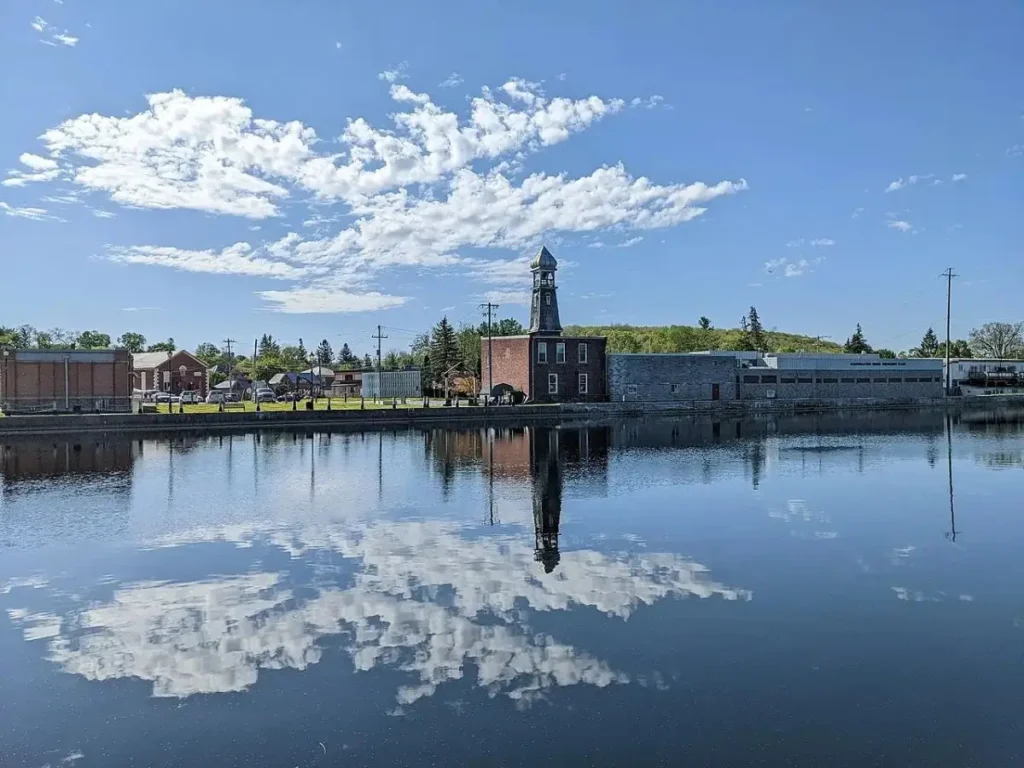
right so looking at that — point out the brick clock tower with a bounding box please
[529,246,562,335]
[480,245,606,403]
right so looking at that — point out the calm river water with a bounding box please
[2,410,1024,766]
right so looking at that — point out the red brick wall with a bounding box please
[480,336,532,398]
[530,337,607,403]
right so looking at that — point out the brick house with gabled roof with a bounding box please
[131,350,210,396]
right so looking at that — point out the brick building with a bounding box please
[480,246,607,403]
[131,350,210,396]
[0,348,133,413]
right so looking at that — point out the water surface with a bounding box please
[2,411,1023,766]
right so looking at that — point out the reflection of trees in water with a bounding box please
[974,451,1024,470]
[1,437,138,484]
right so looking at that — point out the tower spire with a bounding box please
[529,246,562,335]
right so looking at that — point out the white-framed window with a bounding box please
[578,373,588,394]
[548,373,558,394]
[626,384,638,395]
[555,342,566,363]
[545,293,552,305]
[578,343,588,364]
[670,383,680,394]
[537,342,547,363]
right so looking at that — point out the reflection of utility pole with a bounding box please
[945,412,958,542]
[372,325,388,403]
[378,431,383,505]
[488,427,495,526]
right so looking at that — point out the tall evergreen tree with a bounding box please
[336,342,357,367]
[429,316,460,385]
[914,327,941,357]
[363,353,373,369]
[747,307,767,352]
[315,339,333,367]
[735,316,755,351]
[843,324,873,354]
[258,334,280,357]
[698,316,712,331]
[297,338,308,362]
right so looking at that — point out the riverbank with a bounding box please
[1,395,1023,437]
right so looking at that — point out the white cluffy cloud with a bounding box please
[11,77,746,312]
[0,201,63,221]
[764,256,823,278]
[438,72,463,88]
[887,219,913,232]
[786,237,835,248]
[32,17,78,47]
[886,172,967,192]
[8,519,750,704]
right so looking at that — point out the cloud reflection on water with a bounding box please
[9,519,751,707]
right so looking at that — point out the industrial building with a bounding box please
[609,352,944,402]
[945,358,1024,394]
[0,348,133,413]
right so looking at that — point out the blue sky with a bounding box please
[1,1,1021,356]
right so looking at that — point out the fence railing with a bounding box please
[0,397,133,414]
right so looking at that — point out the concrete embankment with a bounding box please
[0,396,1021,437]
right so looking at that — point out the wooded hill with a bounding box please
[562,324,843,355]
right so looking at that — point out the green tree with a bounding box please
[383,350,401,370]
[75,330,111,349]
[279,345,307,370]
[429,316,460,386]
[193,342,222,367]
[0,327,18,348]
[732,316,755,351]
[47,328,78,348]
[117,332,146,353]
[843,324,873,354]
[315,339,334,367]
[363,353,373,369]
[253,354,286,383]
[297,338,308,362]
[948,339,973,358]
[335,342,357,368]
[968,322,1024,359]
[146,338,175,353]
[876,348,897,359]
[912,328,940,358]
[258,334,280,358]
[698,316,712,331]
[458,323,482,377]
[747,307,767,353]
[34,331,54,349]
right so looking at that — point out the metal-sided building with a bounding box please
[0,348,134,413]
[361,370,422,400]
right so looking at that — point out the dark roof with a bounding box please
[530,245,557,271]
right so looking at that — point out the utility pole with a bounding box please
[813,335,830,352]
[372,325,387,402]
[479,302,498,405]
[941,268,958,394]
[222,338,238,381]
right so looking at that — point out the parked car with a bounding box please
[224,392,241,402]
[206,390,227,404]
[254,389,276,403]
[179,391,202,404]
[153,392,174,404]
[277,392,301,402]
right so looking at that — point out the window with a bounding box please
[856,378,871,384]
[578,343,588,364]
[626,384,638,395]
[797,377,813,384]
[840,377,855,384]
[781,377,797,384]
[555,342,566,363]
[873,377,887,383]
[670,383,681,394]
[537,342,547,364]
[761,375,778,384]
[545,293,552,305]
[823,378,839,384]
[578,373,588,394]
[904,377,918,383]
[743,375,759,383]
[548,373,558,394]
[888,378,901,383]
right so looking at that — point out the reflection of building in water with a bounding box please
[1,437,138,484]
[531,428,562,573]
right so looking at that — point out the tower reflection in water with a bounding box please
[531,427,563,572]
